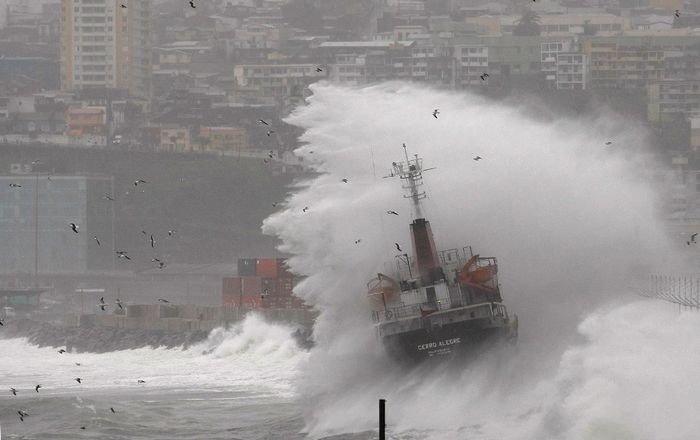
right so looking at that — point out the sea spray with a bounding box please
[262,81,680,438]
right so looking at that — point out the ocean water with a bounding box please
[3,82,699,439]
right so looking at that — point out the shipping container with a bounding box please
[256,258,278,278]
[222,292,238,306]
[222,277,242,296]
[276,277,294,295]
[261,277,277,296]
[276,258,294,278]
[241,295,262,309]
[237,258,257,276]
[241,276,262,296]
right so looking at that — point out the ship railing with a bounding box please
[373,301,508,323]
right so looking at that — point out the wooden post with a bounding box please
[379,399,386,440]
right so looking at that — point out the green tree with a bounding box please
[513,9,541,36]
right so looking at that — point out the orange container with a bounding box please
[276,258,294,278]
[256,258,278,278]
[242,277,262,296]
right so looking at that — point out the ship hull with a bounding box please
[380,316,516,363]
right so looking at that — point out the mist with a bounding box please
[262,81,682,438]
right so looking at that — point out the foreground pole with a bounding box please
[379,399,386,440]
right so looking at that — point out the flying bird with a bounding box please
[341,178,349,183]
[158,261,166,269]
[94,236,101,246]
[80,427,86,430]
[121,4,126,7]
[9,183,21,187]
[387,210,399,216]
[0,319,3,326]
[99,304,107,311]
[134,179,147,186]
[10,387,17,395]
[157,298,169,303]
[69,223,79,233]
[103,194,115,201]
[189,0,196,7]
[75,363,81,366]
[267,130,274,136]
[99,297,105,304]
[75,378,82,383]
[18,410,28,422]
[316,67,323,72]
[58,349,66,354]
[675,9,680,17]
[432,109,439,119]
[35,385,41,393]
[395,243,402,252]
[687,233,698,245]
[167,230,176,236]
[110,407,116,413]
[257,119,269,126]
[473,156,482,161]
[150,234,155,248]
[137,379,146,384]
[355,239,361,244]
[302,206,309,213]
[116,251,131,260]
[116,299,123,309]
[605,141,613,145]
[480,73,489,81]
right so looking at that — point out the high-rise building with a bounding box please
[0,172,115,275]
[60,0,151,98]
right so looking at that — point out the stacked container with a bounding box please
[222,257,306,309]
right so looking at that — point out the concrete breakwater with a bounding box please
[2,305,316,353]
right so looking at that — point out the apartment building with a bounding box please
[453,45,488,87]
[647,79,700,121]
[60,0,152,98]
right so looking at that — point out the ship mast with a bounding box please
[391,145,442,283]
[393,144,427,220]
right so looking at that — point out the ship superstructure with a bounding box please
[368,147,517,361]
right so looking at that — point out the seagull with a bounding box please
[99,297,105,304]
[9,183,21,187]
[189,0,195,7]
[158,261,166,269]
[341,178,349,183]
[116,299,123,309]
[302,206,309,213]
[268,151,274,159]
[18,410,28,422]
[94,236,101,246]
[473,156,482,161]
[687,233,698,245]
[395,243,402,252]
[167,230,176,236]
[134,179,147,186]
[150,234,155,248]
[116,251,131,260]
[387,210,399,216]
[316,67,323,72]
[157,298,169,303]
[10,387,17,396]
[99,304,107,311]
[137,379,146,384]
[75,363,81,366]
[257,119,269,126]
[69,223,79,233]
[110,407,116,413]
[605,141,612,145]
[0,319,3,326]
[121,4,126,7]
[272,202,278,207]
[80,427,86,430]
[433,109,439,119]
[75,378,82,383]
[35,385,41,393]
[103,194,115,201]
[152,258,161,263]
[58,349,66,354]
[480,73,489,81]
[355,239,361,244]
[267,130,275,136]
[675,9,680,17]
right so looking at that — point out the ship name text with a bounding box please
[417,338,461,351]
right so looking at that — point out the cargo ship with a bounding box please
[368,148,518,362]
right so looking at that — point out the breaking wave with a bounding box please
[262,82,690,439]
